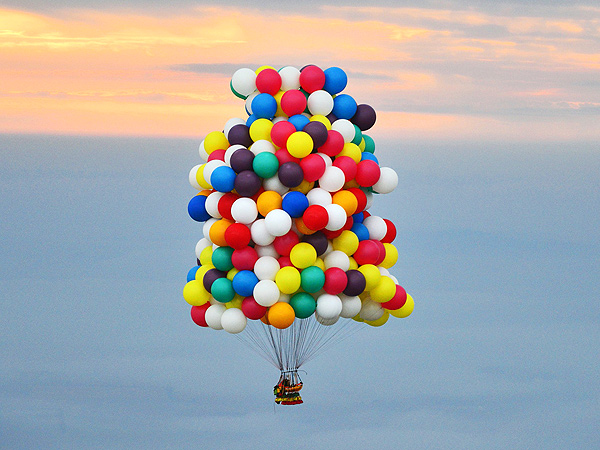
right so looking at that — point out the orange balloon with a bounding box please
[267,302,295,329]
[257,190,282,217]
[295,217,316,235]
[209,218,233,247]
[332,190,358,216]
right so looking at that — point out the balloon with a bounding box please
[301,230,328,255]
[359,298,384,321]
[281,90,307,117]
[343,270,366,296]
[381,284,407,310]
[231,68,256,97]
[234,170,261,197]
[351,104,377,131]
[315,293,342,319]
[253,279,280,307]
[183,280,210,306]
[204,131,229,154]
[381,219,397,243]
[229,148,255,173]
[324,250,350,271]
[363,215,387,241]
[319,129,344,156]
[267,302,296,329]
[279,66,301,91]
[278,162,304,188]
[339,294,362,318]
[190,303,211,327]
[300,265,325,293]
[232,270,260,297]
[251,219,275,246]
[290,242,317,269]
[211,277,235,303]
[332,94,357,119]
[287,131,313,158]
[254,256,280,281]
[281,191,309,218]
[255,68,282,95]
[323,267,347,295]
[271,120,296,148]
[249,118,274,142]
[227,124,253,148]
[318,166,345,192]
[307,90,334,116]
[205,304,227,329]
[273,230,300,256]
[188,194,210,222]
[302,205,329,231]
[289,292,316,318]
[265,209,292,237]
[355,160,381,187]
[288,114,310,132]
[299,65,326,93]
[211,166,237,192]
[365,310,389,327]
[241,296,268,320]
[202,268,226,292]
[275,266,301,294]
[231,246,259,271]
[323,67,348,95]
[369,276,396,303]
[331,119,355,143]
[303,121,328,149]
[221,308,247,333]
[389,293,414,318]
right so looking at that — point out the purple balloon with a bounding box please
[343,270,366,296]
[303,121,328,149]
[234,170,261,197]
[230,148,254,173]
[302,231,328,256]
[228,124,253,147]
[326,112,338,124]
[278,162,304,188]
[203,268,227,292]
[350,104,376,131]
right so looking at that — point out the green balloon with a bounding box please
[362,134,375,153]
[252,152,279,179]
[212,246,234,272]
[289,292,316,319]
[300,266,325,293]
[351,124,363,145]
[211,277,235,303]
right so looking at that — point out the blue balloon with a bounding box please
[246,114,258,127]
[332,94,357,120]
[360,152,379,164]
[211,166,236,193]
[323,67,347,95]
[282,191,309,218]
[187,265,200,282]
[188,194,210,222]
[352,211,365,223]
[251,93,277,119]
[232,270,259,297]
[288,114,310,131]
[351,222,370,241]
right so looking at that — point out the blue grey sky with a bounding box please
[1,133,598,448]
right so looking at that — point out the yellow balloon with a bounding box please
[291,179,314,194]
[338,142,361,163]
[196,164,212,189]
[274,90,285,118]
[275,266,301,294]
[194,264,212,282]
[390,294,414,318]
[314,257,326,271]
[227,268,239,281]
[287,131,313,158]
[352,313,364,323]
[365,310,389,327]
[358,264,381,291]
[332,230,359,256]
[348,256,358,270]
[289,242,317,269]
[358,137,366,151]
[369,276,396,303]
[256,65,275,74]
[343,179,360,189]
[183,280,210,306]
[249,118,274,142]
[226,296,244,309]
[199,246,213,266]
[381,243,398,269]
[309,114,332,130]
[204,131,229,155]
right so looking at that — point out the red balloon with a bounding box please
[275,148,301,165]
[353,240,381,265]
[255,68,282,95]
[217,193,239,220]
[300,153,326,182]
[241,296,268,319]
[231,246,258,270]
[332,156,358,183]
[271,120,296,148]
[348,188,367,213]
[355,160,381,187]
[224,223,251,249]
[273,230,300,256]
[381,285,407,310]
[373,240,386,265]
[302,205,329,231]
[280,90,307,117]
[299,65,326,93]
[323,267,348,295]
[207,149,226,162]
[319,130,344,156]
[382,219,397,243]
[278,256,293,268]
[190,303,210,327]
[322,228,344,239]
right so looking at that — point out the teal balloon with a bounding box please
[252,152,279,179]
[289,292,316,318]
[362,135,375,154]
[212,246,234,272]
[351,124,363,145]
[300,266,325,293]
[211,277,235,303]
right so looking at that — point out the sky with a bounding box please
[1,1,599,449]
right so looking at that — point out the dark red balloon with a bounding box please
[319,130,344,156]
[231,246,258,271]
[323,267,347,295]
[381,285,407,310]
[299,153,326,182]
[381,219,397,243]
[273,230,300,256]
[353,240,381,266]
[241,296,268,320]
[190,303,211,327]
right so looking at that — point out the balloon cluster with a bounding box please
[183,64,414,334]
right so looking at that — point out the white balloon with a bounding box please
[364,190,374,210]
[202,160,225,187]
[265,209,292,237]
[307,90,334,116]
[339,294,362,318]
[205,304,226,330]
[221,308,247,334]
[251,219,275,246]
[306,188,332,206]
[224,118,246,137]
[255,244,279,258]
[205,192,224,218]
[363,215,387,241]
[331,119,355,143]
[250,139,276,155]
[253,280,280,307]
[319,166,345,192]
[324,250,350,271]
[254,256,280,281]
[278,293,291,304]
[189,165,202,190]
[195,238,211,259]
[378,267,390,277]
[231,68,256,97]
[315,312,339,326]
[360,298,384,321]
[316,293,343,319]
[279,66,301,91]
[198,139,209,161]
[203,218,218,242]
[316,153,332,167]
[231,197,258,224]
[245,92,258,115]
[389,275,399,284]
[263,175,289,195]
[372,167,398,194]
[324,203,347,231]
